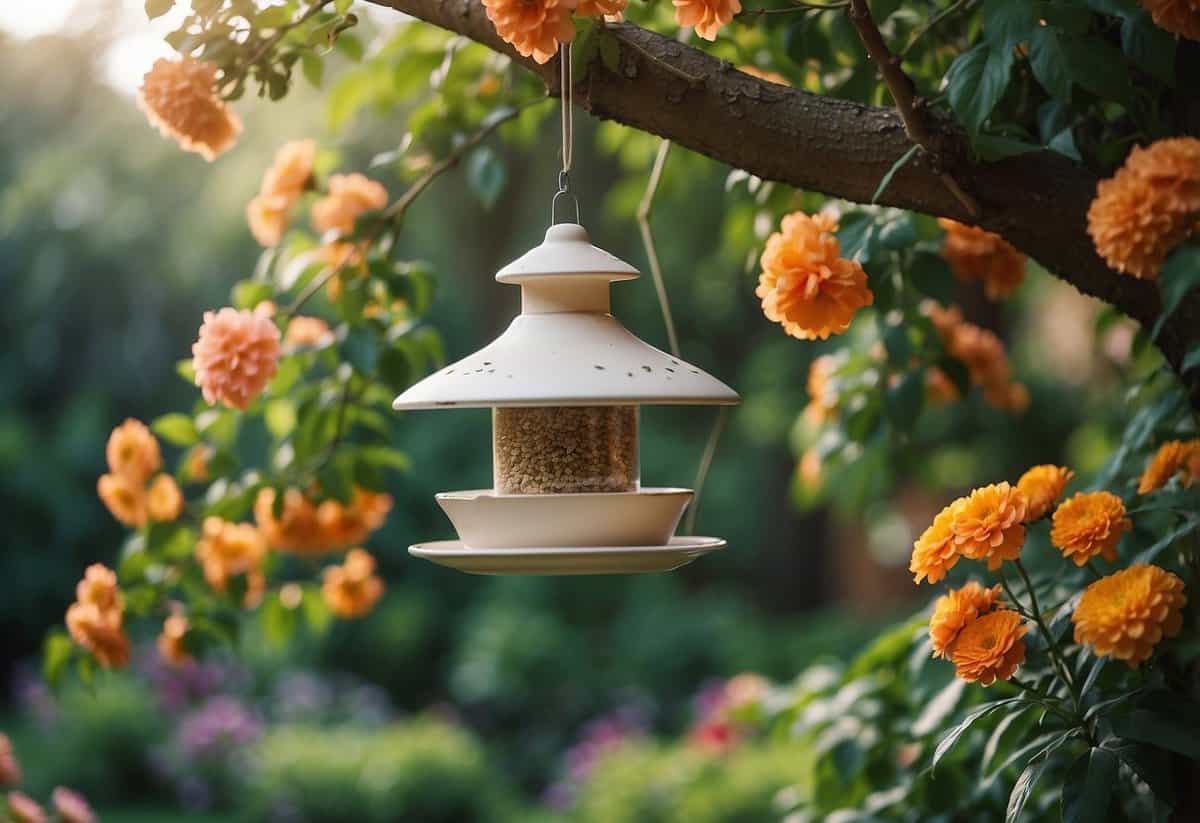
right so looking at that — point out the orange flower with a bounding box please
[1016,464,1073,521]
[802,354,840,423]
[1138,439,1200,494]
[284,315,334,348]
[192,307,281,410]
[925,367,960,405]
[186,445,212,483]
[0,734,20,786]
[195,517,267,606]
[947,609,1027,685]
[136,57,241,161]
[1138,0,1200,39]
[51,787,95,823]
[577,0,628,17]
[311,173,388,238]
[97,472,148,527]
[481,0,575,63]
[923,303,1026,412]
[950,483,1028,570]
[1051,491,1131,566]
[674,0,742,40]
[756,211,874,340]
[156,613,192,666]
[7,792,46,823]
[65,602,129,669]
[910,500,965,584]
[75,564,122,612]
[106,419,161,484]
[739,65,789,85]
[255,487,324,554]
[322,548,386,618]
[317,488,394,548]
[146,474,184,522]
[929,581,1002,658]
[1088,137,1200,279]
[246,194,291,247]
[1073,564,1186,667]
[937,219,1027,300]
[261,139,316,202]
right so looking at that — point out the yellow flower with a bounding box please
[950,483,1028,570]
[1138,439,1200,494]
[65,602,129,669]
[192,307,281,410]
[937,219,1027,300]
[1016,464,1074,521]
[910,500,965,584]
[674,0,742,40]
[97,472,148,528]
[195,517,267,606]
[105,418,161,484]
[0,734,21,786]
[146,473,184,522]
[322,549,385,619]
[1073,564,1187,667]
[136,57,241,161]
[1137,0,1200,39]
[1050,491,1131,566]
[156,613,191,667]
[929,581,1002,658]
[947,609,1027,685]
[756,211,874,341]
[481,0,576,63]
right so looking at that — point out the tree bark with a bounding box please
[368,0,1200,404]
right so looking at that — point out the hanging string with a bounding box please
[552,42,579,224]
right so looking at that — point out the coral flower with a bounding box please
[192,307,281,410]
[1138,0,1200,39]
[0,734,20,786]
[674,0,742,40]
[97,472,148,528]
[157,613,192,666]
[1088,137,1200,279]
[311,173,388,238]
[106,418,162,483]
[51,787,95,823]
[136,57,241,161]
[1050,491,1132,566]
[937,219,1027,300]
[1138,439,1200,494]
[929,581,1002,658]
[950,483,1028,570]
[7,792,46,823]
[246,194,291,247]
[910,499,965,584]
[1016,464,1074,521]
[261,139,317,201]
[948,609,1027,685]
[739,65,789,85]
[75,564,122,613]
[255,487,324,554]
[1074,564,1186,667]
[195,517,267,605]
[147,473,184,522]
[65,602,130,669]
[322,549,386,619]
[284,315,334,348]
[756,211,874,340]
[802,354,840,424]
[482,0,575,63]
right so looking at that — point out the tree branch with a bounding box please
[365,0,1200,404]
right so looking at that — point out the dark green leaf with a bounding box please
[1062,36,1132,104]
[879,216,917,250]
[1006,733,1076,822]
[43,631,74,688]
[983,0,1037,50]
[872,145,919,205]
[931,698,1025,768]
[1131,516,1200,564]
[911,679,966,737]
[885,368,925,432]
[571,18,600,82]
[1029,26,1074,101]
[909,251,957,303]
[1121,10,1177,83]
[947,44,1014,136]
[1102,737,1175,803]
[342,327,380,375]
[358,445,410,472]
[1154,245,1200,336]
[466,145,507,210]
[1184,345,1200,373]
[153,413,200,447]
[1110,696,1200,759]
[598,30,621,74]
[1062,748,1118,823]
[974,135,1042,161]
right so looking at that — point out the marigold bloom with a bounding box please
[923,303,1025,412]
[97,472,148,528]
[482,0,575,63]
[756,211,874,340]
[192,307,281,410]
[156,613,192,666]
[910,500,965,584]
[284,315,334,348]
[1051,491,1131,566]
[7,792,46,823]
[1073,564,1186,667]
[1138,439,1200,494]
[51,788,95,823]
[195,517,267,605]
[65,602,130,669]
[1016,464,1074,521]
[75,564,122,612]
[1139,0,1200,39]
[146,473,184,522]
[136,57,241,161]
[674,0,742,40]
[950,483,1028,570]
[317,488,394,548]
[948,609,1027,685]
[928,581,1002,658]
[802,354,840,423]
[937,219,1027,300]
[0,735,20,786]
[1088,137,1200,279]
[105,419,161,483]
[255,487,324,553]
[739,65,789,85]
[322,549,386,619]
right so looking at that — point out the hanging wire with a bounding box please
[551,42,580,225]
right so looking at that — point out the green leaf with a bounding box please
[358,445,410,472]
[1121,10,1177,83]
[1110,695,1200,759]
[1131,515,1200,564]
[931,698,1025,768]
[177,358,197,383]
[301,52,324,88]
[598,30,621,74]
[43,631,74,688]
[1062,748,1118,823]
[1006,733,1076,822]
[153,413,200,447]
[256,5,294,28]
[571,18,600,82]
[911,679,966,737]
[466,145,507,210]
[334,32,364,60]
[260,594,297,650]
[265,398,298,440]
[1062,36,1132,104]
[872,145,919,205]
[145,0,175,19]
[909,251,957,303]
[1154,245,1200,337]
[342,327,380,375]
[232,279,274,310]
[974,135,1042,161]
[947,44,1015,136]
[885,368,925,432]
[983,0,1037,51]
[302,587,333,635]
[1101,737,1175,803]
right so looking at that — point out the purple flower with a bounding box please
[176,697,263,760]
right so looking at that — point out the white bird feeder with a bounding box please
[395,222,739,575]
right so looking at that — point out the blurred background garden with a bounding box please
[0,1,1162,820]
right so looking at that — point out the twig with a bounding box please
[637,140,681,358]
[739,0,849,16]
[685,407,729,536]
[241,0,337,70]
[845,0,980,218]
[899,0,973,58]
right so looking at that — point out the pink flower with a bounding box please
[192,307,281,410]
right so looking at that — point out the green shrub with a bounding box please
[240,717,515,822]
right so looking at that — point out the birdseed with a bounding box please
[492,406,639,494]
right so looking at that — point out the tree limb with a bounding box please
[366,0,1200,403]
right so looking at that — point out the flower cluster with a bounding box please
[924,303,1029,412]
[937,219,1027,300]
[97,419,183,527]
[246,139,317,247]
[1138,438,1200,494]
[65,564,129,669]
[756,211,874,341]
[137,57,241,161]
[322,549,386,618]
[911,481,1029,584]
[253,487,393,555]
[1087,137,1200,279]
